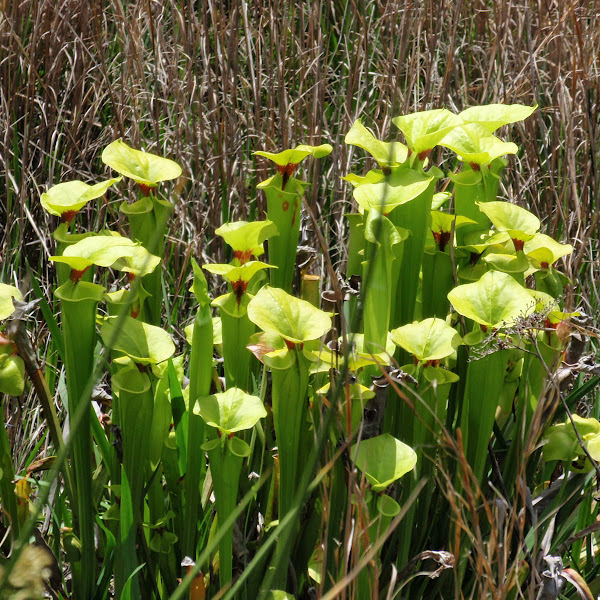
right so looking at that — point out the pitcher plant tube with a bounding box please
[195,387,267,588]
[205,260,274,391]
[254,143,332,291]
[247,285,332,590]
[102,139,182,324]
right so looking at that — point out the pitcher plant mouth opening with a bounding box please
[137,182,154,196]
[60,210,78,225]
[470,251,482,265]
[433,230,451,252]
[418,148,432,161]
[284,339,304,351]
[233,249,253,264]
[69,266,90,283]
[277,162,299,190]
[231,278,249,305]
[512,238,525,251]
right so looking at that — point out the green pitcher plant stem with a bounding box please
[247,286,332,590]
[388,173,438,326]
[351,433,417,595]
[361,209,407,354]
[205,260,272,390]
[258,176,307,292]
[255,144,332,291]
[389,318,462,566]
[182,259,214,557]
[101,315,175,598]
[196,387,266,587]
[54,278,105,598]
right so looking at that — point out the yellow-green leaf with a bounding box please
[247,286,331,343]
[351,433,417,492]
[203,261,273,283]
[195,387,266,435]
[392,109,461,155]
[482,250,530,274]
[215,220,278,258]
[353,168,433,214]
[440,123,519,164]
[102,139,182,186]
[50,234,160,276]
[342,170,386,188]
[345,120,408,167]
[448,270,535,328]
[40,177,121,217]
[524,233,573,268]
[101,316,175,365]
[391,318,462,362]
[0,354,25,396]
[0,284,23,320]
[254,143,332,166]
[477,201,540,236]
[543,415,600,472]
[459,103,537,134]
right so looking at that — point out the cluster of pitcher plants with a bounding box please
[0,103,597,599]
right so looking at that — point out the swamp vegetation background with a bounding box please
[0,0,599,598]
